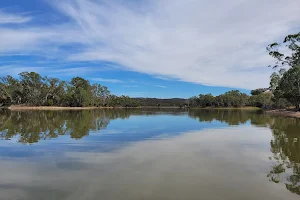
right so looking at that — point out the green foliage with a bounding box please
[270,69,286,92]
[188,96,199,107]
[250,88,268,96]
[189,90,250,108]
[266,32,300,108]
[249,93,272,108]
[0,72,138,107]
[198,93,214,107]
[221,90,249,107]
[274,66,300,108]
[134,98,187,107]
[267,32,300,69]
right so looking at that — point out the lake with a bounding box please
[0,109,299,200]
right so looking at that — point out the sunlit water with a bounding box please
[0,109,299,200]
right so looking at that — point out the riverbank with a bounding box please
[7,106,115,111]
[266,110,300,118]
[189,106,261,110]
[6,105,263,111]
[7,106,185,111]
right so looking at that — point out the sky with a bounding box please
[0,0,299,98]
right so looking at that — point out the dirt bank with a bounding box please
[266,110,300,118]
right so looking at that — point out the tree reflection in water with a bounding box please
[0,108,185,143]
[0,108,299,195]
[188,109,300,195]
[267,117,300,195]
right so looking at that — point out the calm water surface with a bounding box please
[0,109,299,200]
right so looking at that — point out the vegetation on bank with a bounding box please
[0,72,139,107]
[189,32,300,110]
[189,90,273,108]
[266,32,300,109]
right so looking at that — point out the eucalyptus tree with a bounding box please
[274,66,300,109]
[69,77,92,107]
[18,72,43,105]
[267,32,300,106]
[0,75,22,105]
[267,32,300,69]
[42,77,67,106]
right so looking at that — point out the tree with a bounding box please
[198,93,214,107]
[0,75,21,105]
[0,72,138,107]
[275,66,300,109]
[42,77,66,106]
[270,69,286,92]
[99,86,110,106]
[19,72,44,105]
[266,32,300,108]
[188,96,199,107]
[221,90,249,107]
[267,32,300,69]
[250,88,268,96]
[249,93,272,108]
[69,77,92,107]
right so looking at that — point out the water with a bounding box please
[0,109,299,200]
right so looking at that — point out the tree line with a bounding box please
[0,72,138,107]
[188,89,275,108]
[189,32,300,109]
[133,98,187,107]
[0,72,189,107]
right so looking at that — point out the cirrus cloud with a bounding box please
[0,10,32,24]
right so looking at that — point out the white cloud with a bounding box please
[123,85,139,88]
[1,0,300,89]
[0,65,111,78]
[0,65,49,76]
[0,25,87,56]
[0,10,31,24]
[154,85,167,88]
[92,78,123,83]
[53,0,300,89]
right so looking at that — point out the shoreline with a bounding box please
[7,106,116,111]
[6,106,184,111]
[5,105,261,111]
[4,106,300,119]
[189,106,261,110]
[266,110,300,119]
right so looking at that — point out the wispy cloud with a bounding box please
[154,85,167,88]
[1,0,300,89]
[123,85,139,88]
[0,10,32,24]
[52,0,300,89]
[0,65,49,76]
[92,78,123,83]
[154,76,174,81]
[0,65,112,78]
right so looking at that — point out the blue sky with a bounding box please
[1,0,299,98]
